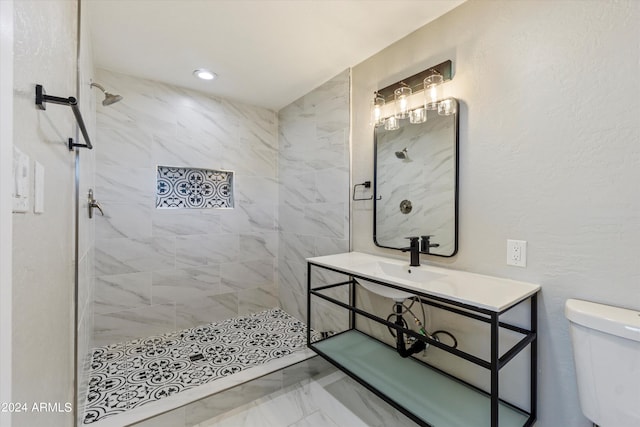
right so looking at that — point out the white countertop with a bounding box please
[307,252,540,312]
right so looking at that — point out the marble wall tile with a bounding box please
[239,232,278,262]
[280,232,315,262]
[95,202,153,240]
[95,166,156,205]
[240,117,279,147]
[95,237,175,275]
[315,167,349,204]
[219,204,277,233]
[236,176,278,205]
[278,257,306,296]
[152,266,221,304]
[152,210,220,237]
[96,72,179,128]
[304,202,348,239]
[279,286,306,322]
[238,286,279,315]
[174,293,239,330]
[222,99,277,127]
[152,131,223,168]
[304,143,347,173]
[277,70,350,321]
[309,297,350,335]
[279,172,316,205]
[277,201,307,235]
[93,303,176,347]
[176,108,239,146]
[221,259,275,291]
[313,237,349,257]
[246,139,278,177]
[95,125,153,168]
[174,234,242,268]
[94,272,152,314]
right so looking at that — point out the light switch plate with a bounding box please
[507,239,527,267]
[12,147,29,213]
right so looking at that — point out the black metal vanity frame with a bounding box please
[307,261,538,427]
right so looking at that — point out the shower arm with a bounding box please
[35,84,93,150]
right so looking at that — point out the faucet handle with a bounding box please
[420,235,440,252]
[402,237,419,252]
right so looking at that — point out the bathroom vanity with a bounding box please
[307,252,540,427]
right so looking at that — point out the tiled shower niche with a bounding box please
[156,166,234,209]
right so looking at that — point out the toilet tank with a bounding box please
[565,299,640,427]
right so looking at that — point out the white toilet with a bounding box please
[565,299,640,427]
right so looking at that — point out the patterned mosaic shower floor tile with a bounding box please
[83,308,318,424]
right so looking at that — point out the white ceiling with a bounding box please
[86,0,465,111]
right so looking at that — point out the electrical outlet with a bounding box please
[507,240,527,267]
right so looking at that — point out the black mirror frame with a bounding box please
[372,100,460,257]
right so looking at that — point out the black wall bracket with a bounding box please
[353,180,382,201]
[35,84,93,150]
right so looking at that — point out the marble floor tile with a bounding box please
[288,410,340,427]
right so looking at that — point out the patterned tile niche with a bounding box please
[156,166,234,209]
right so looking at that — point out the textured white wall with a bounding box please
[351,1,640,426]
[12,0,77,425]
[0,1,14,425]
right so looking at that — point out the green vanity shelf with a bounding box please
[313,330,528,427]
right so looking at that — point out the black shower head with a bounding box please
[395,148,408,159]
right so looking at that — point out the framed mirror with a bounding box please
[373,99,459,257]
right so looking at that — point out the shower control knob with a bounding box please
[400,199,412,214]
[88,189,104,219]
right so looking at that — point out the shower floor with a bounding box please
[83,308,317,425]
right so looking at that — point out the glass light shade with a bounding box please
[370,94,386,126]
[409,107,427,124]
[384,116,399,131]
[438,98,457,116]
[394,86,412,119]
[424,73,444,110]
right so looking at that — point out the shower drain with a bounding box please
[189,353,205,362]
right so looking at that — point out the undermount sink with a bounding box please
[356,261,447,301]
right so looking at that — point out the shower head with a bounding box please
[395,148,408,159]
[90,82,123,106]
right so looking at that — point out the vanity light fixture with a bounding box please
[424,70,444,110]
[394,84,412,119]
[193,68,217,81]
[370,92,386,126]
[409,107,427,124]
[384,116,400,131]
[370,60,453,131]
[438,98,457,116]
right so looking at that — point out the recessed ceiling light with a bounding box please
[193,69,217,81]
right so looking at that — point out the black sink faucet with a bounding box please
[402,237,421,267]
[420,235,440,254]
